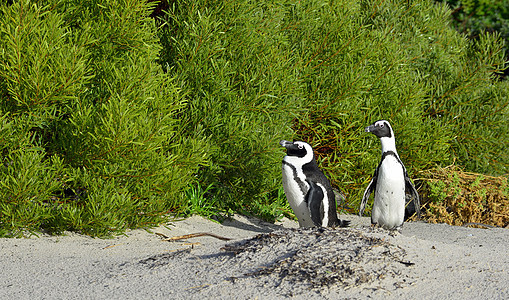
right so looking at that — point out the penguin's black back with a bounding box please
[302,160,331,190]
[302,159,341,227]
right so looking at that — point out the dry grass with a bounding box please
[418,166,509,228]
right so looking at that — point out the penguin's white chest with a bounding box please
[372,156,406,229]
[281,164,314,227]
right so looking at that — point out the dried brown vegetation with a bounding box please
[419,166,509,228]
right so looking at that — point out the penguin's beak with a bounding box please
[279,140,293,148]
[365,125,374,133]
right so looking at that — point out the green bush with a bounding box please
[0,0,204,236]
[436,0,509,79]
[161,0,508,217]
[0,0,507,236]
[437,0,509,44]
[161,0,300,216]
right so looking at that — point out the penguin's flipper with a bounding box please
[305,180,325,227]
[359,169,378,216]
[405,175,421,219]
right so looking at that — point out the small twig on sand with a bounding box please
[102,244,123,249]
[156,232,232,241]
[462,222,498,229]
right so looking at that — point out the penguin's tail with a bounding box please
[338,219,350,228]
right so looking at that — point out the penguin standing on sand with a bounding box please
[280,140,350,228]
[359,120,420,229]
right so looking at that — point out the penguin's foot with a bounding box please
[370,223,380,229]
[388,226,402,236]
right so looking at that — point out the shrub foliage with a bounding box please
[0,0,507,235]
[0,0,203,236]
[162,0,508,215]
[420,165,508,227]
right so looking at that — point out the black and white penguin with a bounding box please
[280,140,350,228]
[359,120,420,229]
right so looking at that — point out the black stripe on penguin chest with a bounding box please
[282,161,308,195]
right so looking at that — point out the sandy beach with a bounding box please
[1,214,507,299]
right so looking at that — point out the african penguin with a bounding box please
[280,140,350,228]
[359,120,421,230]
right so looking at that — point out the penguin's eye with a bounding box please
[379,123,384,128]
[297,144,304,149]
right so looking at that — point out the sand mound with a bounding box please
[224,227,410,290]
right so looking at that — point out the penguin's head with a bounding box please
[365,120,393,139]
[280,140,314,163]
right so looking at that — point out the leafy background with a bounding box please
[0,0,507,236]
